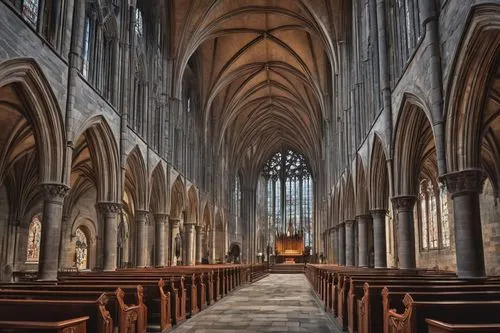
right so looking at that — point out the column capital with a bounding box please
[391,195,417,211]
[170,217,181,228]
[135,210,149,221]
[355,214,372,221]
[195,225,202,232]
[40,183,69,202]
[96,202,122,214]
[370,208,387,217]
[440,169,486,198]
[154,213,169,224]
[344,219,356,227]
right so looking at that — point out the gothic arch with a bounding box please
[393,94,437,196]
[149,163,167,214]
[369,133,390,210]
[124,146,148,211]
[73,115,120,203]
[169,175,185,219]
[187,186,199,224]
[445,4,500,194]
[0,58,65,184]
[355,155,369,216]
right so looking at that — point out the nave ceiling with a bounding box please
[169,0,345,180]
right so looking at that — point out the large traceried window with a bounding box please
[419,179,450,251]
[234,176,241,235]
[135,7,144,38]
[26,216,42,262]
[263,150,313,250]
[75,227,88,270]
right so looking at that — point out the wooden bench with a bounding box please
[425,318,500,332]
[0,316,89,333]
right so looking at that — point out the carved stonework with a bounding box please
[370,209,387,218]
[135,210,149,222]
[440,169,486,197]
[154,213,169,224]
[344,220,356,228]
[170,218,181,228]
[41,183,69,202]
[391,196,417,212]
[96,202,121,214]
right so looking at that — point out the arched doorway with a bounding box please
[229,243,241,263]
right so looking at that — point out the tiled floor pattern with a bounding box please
[168,274,339,333]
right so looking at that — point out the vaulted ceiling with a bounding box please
[169,0,345,179]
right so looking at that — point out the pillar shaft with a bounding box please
[357,215,371,267]
[154,213,168,267]
[170,218,181,266]
[38,184,69,281]
[97,202,121,271]
[345,220,356,266]
[391,196,417,269]
[195,226,202,264]
[370,209,387,268]
[331,227,338,264]
[135,210,148,267]
[337,223,346,265]
[442,170,486,278]
[184,223,195,266]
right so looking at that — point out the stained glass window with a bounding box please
[440,186,450,247]
[75,228,88,270]
[82,15,91,79]
[263,150,313,249]
[26,216,42,262]
[22,0,39,27]
[428,184,438,249]
[135,8,144,38]
[419,182,428,250]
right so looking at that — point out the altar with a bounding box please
[275,233,304,264]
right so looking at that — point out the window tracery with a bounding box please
[419,179,450,251]
[75,227,88,270]
[263,150,313,249]
[26,216,42,262]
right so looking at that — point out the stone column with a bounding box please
[170,218,181,266]
[96,202,121,271]
[331,227,338,264]
[391,196,417,269]
[184,223,195,266]
[442,169,486,278]
[356,215,371,268]
[154,213,168,267]
[210,226,216,263]
[337,222,346,265]
[345,220,356,266]
[370,209,387,268]
[195,225,202,264]
[38,183,69,281]
[135,210,148,267]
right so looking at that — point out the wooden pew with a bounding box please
[0,316,89,333]
[357,282,500,333]
[0,284,144,333]
[425,318,500,332]
[0,296,112,333]
[384,292,500,333]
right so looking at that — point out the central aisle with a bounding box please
[170,274,339,333]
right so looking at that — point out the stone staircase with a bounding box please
[269,263,305,274]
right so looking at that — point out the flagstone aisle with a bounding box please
[169,274,339,333]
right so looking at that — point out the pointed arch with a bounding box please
[187,186,199,224]
[445,4,500,191]
[73,115,120,202]
[355,155,369,216]
[169,175,185,219]
[124,146,148,210]
[393,94,436,196]
[149,162,167,214]
[0,58,65,183]
[369,133,390,210]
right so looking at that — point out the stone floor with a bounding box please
[168,274,339,333]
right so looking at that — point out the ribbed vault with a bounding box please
[170,0,341,180]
